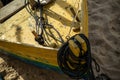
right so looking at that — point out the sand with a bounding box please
[0,0,120,80]
[88,0,120,80]
[0,54,72,80]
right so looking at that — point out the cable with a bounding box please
[45,24,64,43]
[57,34,110,80]
[25,0,64,46]
[57,34,91,79]
[66,0,81,39]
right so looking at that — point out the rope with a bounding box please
[25,0,64,46]
[66,0,81,39]
[57,34,110,80]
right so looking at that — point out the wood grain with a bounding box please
[0,0,26,23]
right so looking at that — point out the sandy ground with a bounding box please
[88,0,120,80]
[0,53,72,80]
[0,0,120,80]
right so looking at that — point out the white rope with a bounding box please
[66,0,82,39]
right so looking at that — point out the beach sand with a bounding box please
[0,0,120,80]
[88,0,120,80]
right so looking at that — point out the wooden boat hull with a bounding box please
[0,0,88,72]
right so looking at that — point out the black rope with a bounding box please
[57,34,91,79]
[57,34,110,80]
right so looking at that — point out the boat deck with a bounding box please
[0,0,88,72]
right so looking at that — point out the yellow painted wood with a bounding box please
[81,0,88,37]
[0,0,88,69]
[0,40,58,66]
[69,40,80,57]
[75,35,87,53]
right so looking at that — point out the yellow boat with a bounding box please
[0,0,88,73]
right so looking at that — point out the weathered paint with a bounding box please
[0,0,88,72]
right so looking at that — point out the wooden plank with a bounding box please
[0,40,59,67]
[0,0,26,23]
[82,0,88,37]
